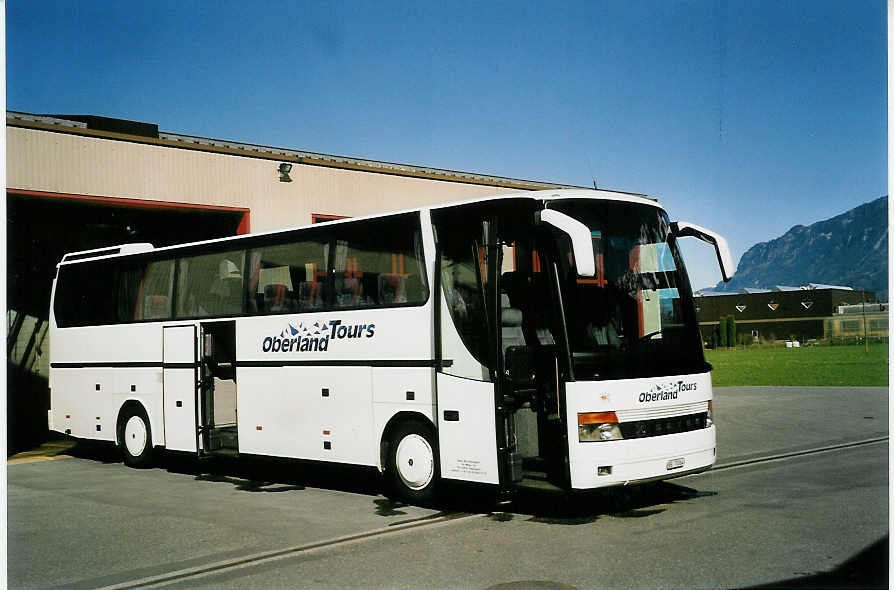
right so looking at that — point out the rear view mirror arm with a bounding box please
[537,209,596,277]
[671,221,735,282]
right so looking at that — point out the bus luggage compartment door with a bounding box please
[435,373,500,485]
[162,325,198,452]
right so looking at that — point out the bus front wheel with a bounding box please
[117,406,154,468]
[386,420,439,504]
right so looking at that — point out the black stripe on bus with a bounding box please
[51,361,162,369]
[238,359,452,368]
[51,360,453,369]
[51,362,194,369]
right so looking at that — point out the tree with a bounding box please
[726,315,736,349]
[718,317,728,348]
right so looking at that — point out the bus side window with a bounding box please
[246,238,327,315]
[117,264,143,322]
[54,260,118,327]
[176,251,244,318]
[139,260,175,320]
[332,213,428,309]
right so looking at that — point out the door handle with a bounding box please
[443,410,459,422]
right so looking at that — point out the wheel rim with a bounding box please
[124,415,148,457]
[395,433,434,491]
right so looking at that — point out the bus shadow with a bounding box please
[163,452,384,497]
[192,472,305,493]
[490,481,717,524]
[373,498,410,516]
[60,442,716,521]
[61,439,124,464]
[58,441,384,497]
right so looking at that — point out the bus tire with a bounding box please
[117,406,154,468]
[386,419,439,504]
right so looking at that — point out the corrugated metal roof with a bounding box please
[696,284,858,297]
[772,285,802,292]
[807,283,853,291]
[7,110,588,191]
[8,111,87,129]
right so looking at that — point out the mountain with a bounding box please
[713,196,888,300]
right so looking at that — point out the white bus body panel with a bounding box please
[565,372,715,489]
[237,365,375,463]
[235,305,433,466]
[50,323,166,447]
[371,366,436,467]
[235,308,431,365]
[436,374,500,484]
[162,325,197,452]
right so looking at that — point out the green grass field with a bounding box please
[705,344,889,387]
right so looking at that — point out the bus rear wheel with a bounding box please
[117,406,154,468]
[386,420,439,504]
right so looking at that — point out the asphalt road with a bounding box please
[7,386,888,590]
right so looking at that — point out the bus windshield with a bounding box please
[547,199,708,380]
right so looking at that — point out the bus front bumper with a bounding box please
[568,426,716,489]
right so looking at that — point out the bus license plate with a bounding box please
[666,458,685,470]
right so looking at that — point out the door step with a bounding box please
[521,456,549,472]
[516,473,565,493]
[516,470,565,492]
[214,424,238,447]
[202,425,238,453]
[209,448,239,458]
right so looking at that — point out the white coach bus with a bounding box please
[48,189,733,503]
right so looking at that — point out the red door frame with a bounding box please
[8,188,251,234]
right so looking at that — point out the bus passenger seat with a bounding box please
[378,274,405,304]
[501,293,535,389]
[501,294,526,350]
[335,276,361,307]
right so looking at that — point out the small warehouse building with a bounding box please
[824,303,889,341]
[695,284,876,345]
[7,110,580,451]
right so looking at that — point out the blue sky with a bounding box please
[7,0,887,289]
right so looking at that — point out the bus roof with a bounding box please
[56,188,665,266]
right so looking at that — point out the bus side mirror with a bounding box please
[671,221,735,282]
[538,209,596,277]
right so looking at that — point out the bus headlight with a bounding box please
[578,412,623,442]
[706,400,713,427]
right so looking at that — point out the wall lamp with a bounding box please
[278,162,293,182]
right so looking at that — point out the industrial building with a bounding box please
[6,110,581,450]
[695,285,877,345]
